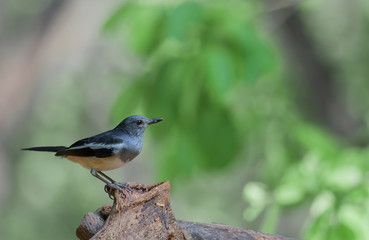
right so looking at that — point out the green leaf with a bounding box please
[243,182,268,207]
[293,123,339,158]
[326,165,362,191]
[196,108,240,169]
[310,191,335,218]
[204,45,234,99]
[127,8,165,54]
[275,183,305,206]
[338,204,369,239]
[326,223,355,240]
[167,1,203,41]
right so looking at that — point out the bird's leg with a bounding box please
[96,170,115,183]
[97,170,133,192]
[90,168,129,199]
[90,168,133,199]
[90,168,116,185]
[97,170,133,195]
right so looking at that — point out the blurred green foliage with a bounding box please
[103,0,369,239]
[243,123,369,238]
[105,0,279,179]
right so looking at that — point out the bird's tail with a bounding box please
[22,146,67,152]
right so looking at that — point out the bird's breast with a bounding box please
[65,155,126,171]
[118,138,142,162]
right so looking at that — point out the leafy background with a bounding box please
[0,0,369,239]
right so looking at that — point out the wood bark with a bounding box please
[76,181,298,240]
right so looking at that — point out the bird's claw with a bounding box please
[116,182,133,192]
[104,183,132,199]
[104,185,116,200]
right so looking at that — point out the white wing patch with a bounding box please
[69,142,126,154]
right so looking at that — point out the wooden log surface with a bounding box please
[76,181,298,240]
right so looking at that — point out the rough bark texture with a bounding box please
[76,181,298,240]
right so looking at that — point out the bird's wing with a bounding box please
[55,131,124,158]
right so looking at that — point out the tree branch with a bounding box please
[76,181,298,240]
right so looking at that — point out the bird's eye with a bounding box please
[136,120,143,126]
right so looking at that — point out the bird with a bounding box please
[22,115,163,198]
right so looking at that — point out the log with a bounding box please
[76,181,298,240]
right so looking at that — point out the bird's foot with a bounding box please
[104,183,132,200]
[115,182,133,192]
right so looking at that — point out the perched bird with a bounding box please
[22,115,163,197]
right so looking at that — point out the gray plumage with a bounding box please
[22,115,163,198]
[23,115,163,166]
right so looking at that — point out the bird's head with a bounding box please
[115,115,164,136]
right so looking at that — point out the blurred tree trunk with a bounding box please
[265,1,364,144]
[76,181,297,240]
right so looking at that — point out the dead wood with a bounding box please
[76,181,298,240]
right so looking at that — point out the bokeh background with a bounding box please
[1,0,369,239]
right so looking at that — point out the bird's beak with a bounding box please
[148,118,164,125]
